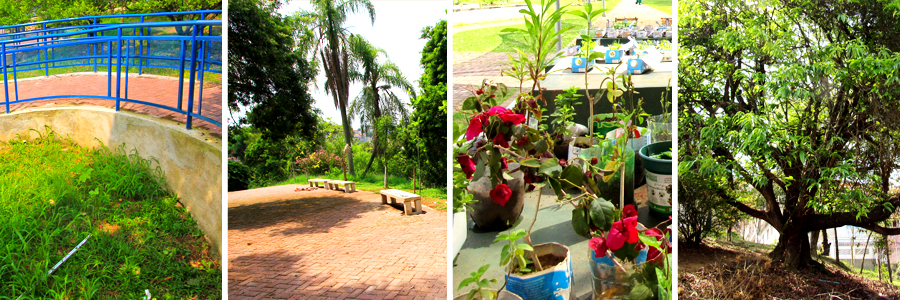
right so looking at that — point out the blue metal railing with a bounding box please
[0,11,222,129]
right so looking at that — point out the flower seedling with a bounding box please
[458,264,499,300]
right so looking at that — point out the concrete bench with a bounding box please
[380,189,422,215]
[326,180,356,193]
[308,178,330,188]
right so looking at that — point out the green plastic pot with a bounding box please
[638,141,672,218]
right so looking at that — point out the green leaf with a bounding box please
[559,165,583,189]
[539,158,562,177]
[520,158,541,168]
[572,207,591,237]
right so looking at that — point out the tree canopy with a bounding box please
[0,0,222,26]
[228,0,318,140]
[407,19,448,187]
[680,0,900,270]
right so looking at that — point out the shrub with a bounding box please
[228,160,252,191]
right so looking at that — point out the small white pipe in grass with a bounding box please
[15,235,92,300]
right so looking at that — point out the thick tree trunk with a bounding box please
[821,229,830,256]
[810,230,820,257]
[770,225,812,270]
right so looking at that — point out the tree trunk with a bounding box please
[770,225,813,270]
[810,230,820,257]
[887,244,893,284]
[362,149,378,176]
[383,156,388,188]
[860,231,872,273]
[821,229,830,256]
[834,227,840,262]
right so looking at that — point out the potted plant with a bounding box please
[456,264,523,300]
[587,205,672,300]
[550,87,581,159]
[648,81,672,143]
[638,141,672,219]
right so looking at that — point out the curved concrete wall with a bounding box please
[0,106,222,256]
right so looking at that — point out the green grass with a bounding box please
[265,173,448,211]
[640,0,673,16]
[0,128,220,299]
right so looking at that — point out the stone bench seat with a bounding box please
[380,189,422,216]
[326,180,357,193]
[308,178,330,188]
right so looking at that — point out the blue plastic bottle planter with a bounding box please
[571,56,591,73]
[626,58,651,75]
[506,243,572,300]
[589,248,648,299]
[605,49,623,64]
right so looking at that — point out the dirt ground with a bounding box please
[679,240,900,300]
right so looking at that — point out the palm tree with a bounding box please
[300,0,375,176]
[347,34,416,176]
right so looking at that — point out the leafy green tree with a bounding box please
[0,1,32,26]
[228,0,318,140]
[298,0,376,176]
[680,0,900,270]
[406,19,447,187]
[347,34,415,176]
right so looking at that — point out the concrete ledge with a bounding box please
[0,106,223,256]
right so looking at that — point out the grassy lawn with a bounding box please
[268,174,448,211]
[453,0,623,53]
[0,129,221,299]
[640,0,673,16]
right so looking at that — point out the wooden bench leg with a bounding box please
[390,196,397,204]
[309,182,313,187]
[403,201,412,215]
[415,200,422,214]
[343,184,350,193]
[381,194,388,204]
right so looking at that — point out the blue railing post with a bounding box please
[12,52,18,102]
[177,40,186,110]
[115,28,122,111]
[107,41,112,98]
[197,26,208,115]
[124,40,130,100]
[138,16,144,75]
[2,43,8,113]
[43,24,49,77]
[185,24,199,129]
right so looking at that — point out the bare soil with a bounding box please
[679,240,900,300]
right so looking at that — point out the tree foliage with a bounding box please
[407,19,447,187]
[228,0,318,140]
[680,0,900,270]
[0,0,222,26]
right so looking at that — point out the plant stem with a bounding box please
[525,187,544,272]
[619,162,625,209]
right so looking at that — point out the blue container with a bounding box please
[506,243,573,300]
[604,49,624,64]
[626,58,651,75]
[571,56,591,73]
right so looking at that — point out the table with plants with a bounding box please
[452,1,672,299]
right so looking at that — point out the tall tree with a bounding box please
[299,0,375,176]
[347,34,415,176]
[407,19,447,187]
[228,0,318,140]
[680,0,900,270]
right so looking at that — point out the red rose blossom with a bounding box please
[607,216,639,251]
[623,204,637,218]
[493,134,510,148]
[490,183,512,206]
[457,154,476,179]
[589,237,609,258]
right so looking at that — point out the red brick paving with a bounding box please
[0,73,222,135]
[228,185,448,300]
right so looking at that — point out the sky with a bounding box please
[230,0,447,129]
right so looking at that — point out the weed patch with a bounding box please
[0,128,220,299]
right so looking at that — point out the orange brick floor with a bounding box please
[228,185,448,300]
[0,73,222,135]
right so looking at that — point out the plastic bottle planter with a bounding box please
[454,290,523,300]
[571,55,591,73]
[506,243,573,300]
[589,248,648,299]
[638,141,673,218]
[605,49,624,64]
[626,58,651,75]
[567,136,595,162]
[452,208,468,259]
[579,140,636,208]
[648,115,672,143]
[635,31,649,39]
[606,28,619,38]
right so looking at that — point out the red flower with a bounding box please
[457,154,476,179]
[623,204,637,218]
[607,216,639,251]
[493,134,510,148]
[476,89,484,95]
[589,237,609,258]
[465,114,489,140]
[490,183,512,206]
[500,157,509,170]
[558,158,567,167]
[499,113,526,125]
[632,127,642,138]
[647,245,664,265]
[486,106,508,115]
[591,157,598,165]
[491,94,496,98]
